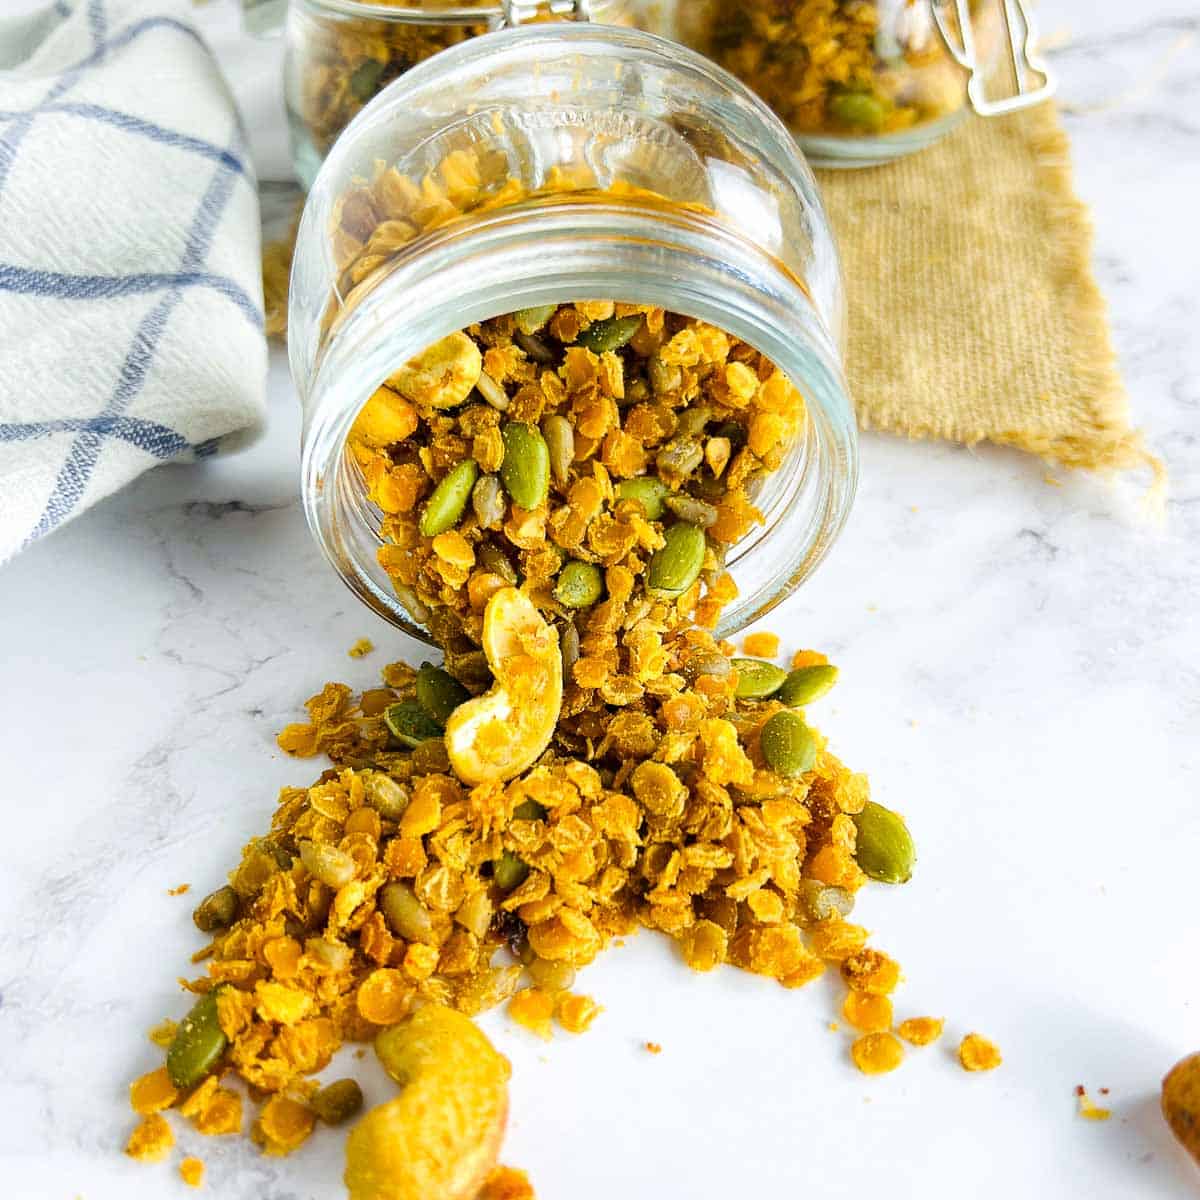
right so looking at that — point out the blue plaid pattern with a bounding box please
[0,0,266,561]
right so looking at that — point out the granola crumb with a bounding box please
[742,631,780,657]
[1076,1088,1111,1121]
[850,1031,903,1076]
[180,1157,205,1188]
[479,1166,536,1200]
[509,988,555,1041]
[348,637,374,659]
[168,884,191,896]
[555,992,602,1035]
[958,1033,1003,1072]
[896,1016,945,1047]
[644,1041,662,1055]
[124,1114,173,1163]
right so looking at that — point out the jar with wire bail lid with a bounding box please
[676,0,1056,167]
[289,23,857,655]
[284,0,659,188]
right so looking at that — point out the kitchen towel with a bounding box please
[818,102,1161,480]
[0,0,267,565]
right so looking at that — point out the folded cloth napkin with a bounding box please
[0,0,266,564]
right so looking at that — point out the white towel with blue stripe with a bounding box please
[0,0,267,564]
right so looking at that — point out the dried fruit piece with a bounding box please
[388,331,482,410]
[779,664,839,706]
[760,710,817,778]
[345,1005,510,1200]
[167,987,229,1089]
[852,801,915,885]
[732,658,788,699]
[1163,1052,1200,1166]
[445,588,562,785]
[420,459,479,537]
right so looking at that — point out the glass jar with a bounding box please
[284,0,654,189]
[289,24,856,644]
[677,0,1052,168]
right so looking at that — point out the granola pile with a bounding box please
[699,0,981,138]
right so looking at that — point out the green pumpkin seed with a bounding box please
[514,330,556,363]
[732,658,788,699]
[664,493,718,528]
[829,90,887,131]
[512,799,548,821]
[500,422,550,510]
[312,1078,364,1126]
[578,314,642,354]
[540,414,575,487]
[514,304,557,335]
[167,987,229,1089]
[616,477,671,521]
[648,356,682,396]
[299,840,356,889]
[674,404,712,439]
[379,881,436,943]
[655,438,704,484]
[363,772,409,820]
[384,701,444,748]
[779,664,839,707]
[349,59,385,102]
[477,543,519,585]
[852,801,915,884]
[192,885,239,933]
[554,560,604,608]
[647,522,706,597]
[493,849,529,892]
[416,663,470,724]
[760,709,817,778]
[419,459,478,537]
[411,737,450,774]
[681,648,731,683]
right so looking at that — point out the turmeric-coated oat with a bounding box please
[958,1032,1003,1072]
[179,1156,205,1188]
[850,1031,904,1076]
[896,1016,944,1046]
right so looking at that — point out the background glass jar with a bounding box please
[289,24,857,643]
[677,0,1050,168]
[284,0,653,189]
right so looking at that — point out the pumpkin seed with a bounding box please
[760,709,817,778]
[471,473,506,529]
[779,664,839,707]
[166,987,229,1089]
[299,840,356,889]
[732,658,788,699]
[681,648,731,683]
[514,330,556,363]
[475,369,510,412]
[411,737,450,774]
[363,772,409,820]
[312,1078,364,1126]
[416,663,471,723]
[578,314,642,354]
[477,543,519,585]
[674,404,712,439]
[797,880,855,923]
[559,620,580,679]
[512,799,548,821]
[655,439,704,483]
[648,356,682,396]
[493,850,529,892]
[513,304,557,335]
[419,458,478,537]
[664,493,718,528]
[500,422,550,510]
[379,881,436,943]
[647,522,706,597]
[527,957,576,992]
[852,801,915,884]
[554,560,604,608]
[384,700,444,747]
[616,477,671,521]
[830,89,887,131]
[540,414,575,487]
[192,885,239,933]
[349,59,385,102]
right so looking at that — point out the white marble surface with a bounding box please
[1,1,1198,1196]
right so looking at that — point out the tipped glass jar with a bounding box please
[289,25,857,646]
[677,0,1049,167]
[285,0,651,188]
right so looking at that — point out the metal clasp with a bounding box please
[500,0,592,27]
[933,0,1057,116]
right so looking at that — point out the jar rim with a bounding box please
[292,0,613,24]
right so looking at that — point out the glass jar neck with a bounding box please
[297,198,857,641]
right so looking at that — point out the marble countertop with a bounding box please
[1,0,1198,1196]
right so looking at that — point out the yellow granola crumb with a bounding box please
[896,1017,945,1046]
[124,1113,174,1163]
[180,1157,206,1188]
[168,884,191,896]
[742,631,780,658]
[850,1031,904,1076]
[508,988,555,1040]
[348,637,374,658]
[478,1166,536,1200]
[555,992,602,1034]
[959,1033,1003,1072]
[129,1066,178,1115]
[252,1095,316,1157]
[1076,1087,1111,1121]
[842,991,893,1034]
[644,1041,662,1055]
[147,1019,177,1048]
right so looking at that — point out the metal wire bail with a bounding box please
[933,0,1057,117]
[500,0,592,27]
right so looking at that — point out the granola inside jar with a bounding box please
[285,0,654,188]
[289,25,857,643]
[677,0,1003,167]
